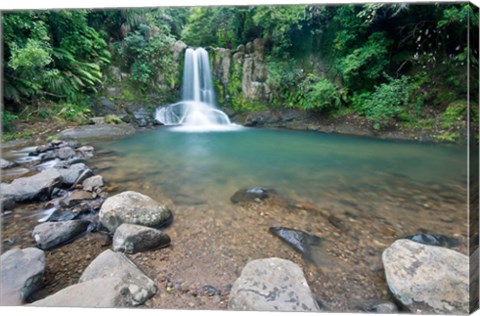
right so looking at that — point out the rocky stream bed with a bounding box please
[0,125,475,314]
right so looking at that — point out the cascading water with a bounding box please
[156,47,238,131]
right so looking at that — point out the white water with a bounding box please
[155,47,240,132]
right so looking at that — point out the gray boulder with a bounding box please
[82,175,104,192]
[32,220,89,250]
[113,223,171,254]
[0,247,45,305]
[56,163,93,187]
[228,258,319,312]
[56,146,75,160]
[99,191,173,232]
[1,169,63,202]
[30,277,139,307]
[383,239,469,314]
[0,158,16,169]
[79,249,156,305]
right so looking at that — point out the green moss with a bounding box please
[104,114,123,124]
[435,131,460,143]
[441,100,467,129]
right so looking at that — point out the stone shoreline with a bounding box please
[0,135,472,313]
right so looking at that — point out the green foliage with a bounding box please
[297,75,341,111]
[2,111,19,133]
[441,100,467,129]
[354,75,424,129]
[104,114,123,124]
[56,103,91,124]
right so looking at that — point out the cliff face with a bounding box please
[210,39,271,110]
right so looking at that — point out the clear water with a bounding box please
[91,127,467,208]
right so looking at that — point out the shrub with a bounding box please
[2,110,19,133]
[105,114,123,124]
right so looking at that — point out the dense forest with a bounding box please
[2,3,479,141]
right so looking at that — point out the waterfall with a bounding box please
[156,47,237,131]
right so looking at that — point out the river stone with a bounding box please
[230,187,277,204]
[79,249,156,305]
[382,239,468,314]
[56,146,75,160]
[113,223,171,254]
[55,163,93,187]
[228,258,319,312]
[61,190,94,207]
[1,169,63,202]
[403,233,461,248]
[76,145,95,158]
[82,175,104,192]
[30,277,139,307]
[99,191,173,232]
[0,158,16,169]
[0,247,45,305]
[32,220,89,250]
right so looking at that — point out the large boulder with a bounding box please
[30,277,139,307]
[382,239,469,314]
[112,223,171,254]
[0,248,45,305]
[99,191,173,232]
[32,220,90,250]
[79,249,156,306]
[228,258,319,312]
[1,169,63,202]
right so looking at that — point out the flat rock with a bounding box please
[56,146,75,160]
[113,223,170,253]
[228,257,319,312]
[382,239,469,314]
[56,124,135,140]
[82,175,104,192]
[62,190,93,207]
[0,247,45,305]
[32,220,89,250]
[269,227,323,265]
[79,249,156,305]
[99,191,173,232]
[1,169,63,202]
[30,277,138,307]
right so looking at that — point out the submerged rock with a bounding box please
[32,220,90,250]
[228,258,319,312]
[403,233,461,248]
[230,187,276,204]
[112,223,170,254]
[351,299,399,313]
[269,226,322,265]
[99,191,173,232]
[382,239,468,314]
[1,169,63,203]
[0,247,45,305]
[79,249,157,306]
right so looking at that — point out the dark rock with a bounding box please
[0,247,45,305]
[327,214,344,229]
[228,258,319,311]
[56,147,76,160]
[99,191,173,232]
[46,207,80,222]
[403,233,461,248]
[269,227,323,265]
[230,187,276,204]
[201,285,219,296]
[244,110,280,127]
[383,239,468,314]
[32,220,89,250]
[352,300,399,313]
[1,196,15,211]
[112,223,170,253]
